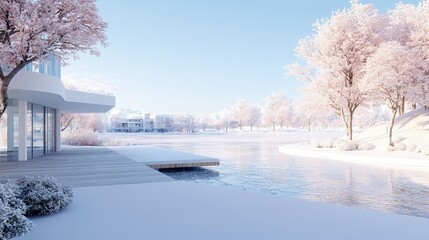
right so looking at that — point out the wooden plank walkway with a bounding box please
[110,146,220,169]
[0,148,173,187]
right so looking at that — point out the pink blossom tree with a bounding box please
[288,1,386,140]
[363,41,425,146]
[294,90,330,132]
[0,0,107,119]
[263,91,290,131]
[277,99,293,129]
[231,99,249,131]
[389,1,429,110]
[248,104,261,131]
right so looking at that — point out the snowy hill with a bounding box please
[355,108,429,149]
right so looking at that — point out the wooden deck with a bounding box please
[110,146,220,169]
[0,148,174,187]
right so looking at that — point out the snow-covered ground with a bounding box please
[18,181,429,240]
[280,108,429,171]
[355,108,429,151]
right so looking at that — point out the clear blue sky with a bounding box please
[62,0,419,115]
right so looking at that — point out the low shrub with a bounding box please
[0,181,34,240]
[407,144,418,152]
[310,139,322,148]
[335,140,359,151]
[0,181,26,214]
[358,142,376,151]
[321,139,334,148]
[310,139,335,149]
[387,143,407,152]
[16,176,73,216]
[0,202,34,240]
[62,129,103,146]
[396,143,407,151]
[420,146,429,156]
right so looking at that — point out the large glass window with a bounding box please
[32,104,45,158]
[0,100,19,161]
[27,102,33,158]
[46,108,55,153]
[2,102,56,161]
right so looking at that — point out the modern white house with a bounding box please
[0,56,115,161]
[112,113,155,133]
[154,115,173,132]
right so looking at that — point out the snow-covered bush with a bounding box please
[0,181,26,214]
[358,142,376,151]
[310,139,323,148]
[419,146,429,156]
[16,176,73,216]
[396,143,407,151]
[321,139,334,148]
[0,181,34,240]
[310,139,337,149]
[407,144,418,152]
[0,202,34,240]
[387,143,407,152]
[62,129,103,146]
[335,140,359,151]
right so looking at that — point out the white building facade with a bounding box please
[0,57,115,161]
[112,113,155,132]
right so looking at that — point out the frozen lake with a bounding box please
[100,131,429,218]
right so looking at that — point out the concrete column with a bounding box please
[18,100,27,161]
[6,106,14,151]
[55,109,61,152]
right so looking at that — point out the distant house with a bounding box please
[0,56,115,161]
[113,113,154,132]
[143,114,155,132]
[154,115,173,132]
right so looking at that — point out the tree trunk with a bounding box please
[340,109,351,139]
[389,108,398,146]
[399,96,405,115]
[250,125,253,132]
[272,124,275,132]
[61,116,75,131]
[347,109,354,141]
[0,63,30,120]
[343,109,354,140]
[0,81,9,120]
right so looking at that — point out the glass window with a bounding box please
[32,104,45,158]
[0,100,19,161]
[45,108,55,153]
[27,103,33,158]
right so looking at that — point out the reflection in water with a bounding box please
[145,134,429,219]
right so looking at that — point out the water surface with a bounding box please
[103,131,429,218]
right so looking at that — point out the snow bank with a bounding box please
[279,109,429,169]
[305,108,429,155]
[355,108,429,152]
[279,144,429,172]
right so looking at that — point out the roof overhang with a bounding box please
[8,71,115,113]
